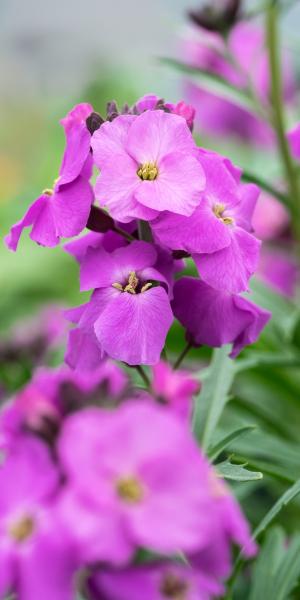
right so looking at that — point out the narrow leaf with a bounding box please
[216,459,263,482]
[193,346,236,451]
[208,425,256,461]
[269,535,300,600]
[253,478,300,539]
[249,527,286,600]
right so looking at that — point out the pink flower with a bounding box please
[5,104,94,250]
[183,22,295,145]
[91,110,205,222]
[58,400,235,556]
[257,249,298,298]
[153,151,260,293]
[152,361,200,419]
[0,438,75,600]
[172,277,271,358]
[252,191,290,241]
[66,241,174,367]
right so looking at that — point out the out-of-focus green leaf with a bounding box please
[250,527,300,600]
[208,425,256,462]
[216,459,263,482]
[249,278,300,341]
[160,58,257,114]
[193,346,236,450]
[249,527,286,600]
[253,479,300,539]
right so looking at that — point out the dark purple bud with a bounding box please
[86,112,105,135]
[106,101,119,121]
[188,0,241,34]
[86,205,115,233]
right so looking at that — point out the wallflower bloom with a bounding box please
[153,151,260,293]
[66,241,173,366]
[172,277,271,357]
[152,361,199,419]
[91,110,205,222]
[5,103,94,250]
[58,400,254,558]
[252,191,290,241]
[183,21,295,145]
[257,249,298,298]
[0,438,75,600]
[134,94,195,130]
[0,362,127,447]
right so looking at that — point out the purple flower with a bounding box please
[153,151,260,293]
[257,249,298,298]
[89,562,223,600]
[66,241,174,366]
[172,277,271,357]
[252,191,290,241]
[134,94,195,130]
[5,104,94,250]
[58,400,220,556]
[0,438,75,600]
[91,110,205,222]
[0,363,127,447]
[152,361,200,419]
[183,22,295,145]
[288,123,300,161]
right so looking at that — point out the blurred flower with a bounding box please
[183,21,295,145]
[152,360,199,419]
[258,249,298,298]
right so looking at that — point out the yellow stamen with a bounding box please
[212,203,234,225]
[141,282,152,293]
[112,282,124,291]
[137,162,158,181]
[160,573,188,599]
[116,476,144,503]
[124,271,139,294]
[9,516,35,543]
[42,188,54,196]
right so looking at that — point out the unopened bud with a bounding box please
[86,112,104,135]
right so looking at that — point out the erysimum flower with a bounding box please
[66,241,174,366]
[5,103,94,250]
[152,361,200,419]
[183,21,295,145]
[0,362,127,447]
[153,151,260,293]
[172,277,271,357]
[58,400,254,557]
[0,438,75,600]
[91,109,205,222]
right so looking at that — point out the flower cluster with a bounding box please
[0,366,256,599]
[6,94,270,365]
[3,92,271,598]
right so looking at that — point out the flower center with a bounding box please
[160,573,189,599]
[112,271,152,294]
[137,162,158,181]
[116,476,144,503]
[213,203,234,225]
[9,515,35,543]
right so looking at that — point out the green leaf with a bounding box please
[159,58,256,114]
[249,278,300,341]
[193,346,236,451]
[253,478,300,539]
[241,170,290,208]
[216,459,263,482]
[269,534,300,600]
[249,527,286,600]
[208,425,257,462]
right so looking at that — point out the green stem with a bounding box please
[173,342,192,370]
[241,170,289,208]
[266,2,300,238]
[137,220,153,242]
[134,365,151,388]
